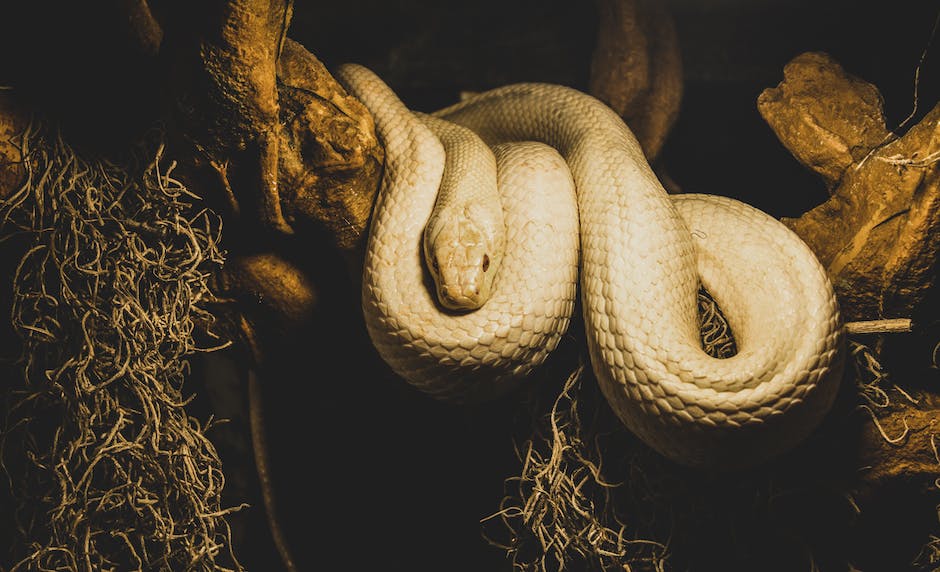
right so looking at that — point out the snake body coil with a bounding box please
[335,63,845,470]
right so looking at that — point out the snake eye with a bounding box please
[482,254,490,272]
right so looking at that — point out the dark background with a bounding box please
[0,1,938,571]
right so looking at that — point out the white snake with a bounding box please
[335,63,846,470]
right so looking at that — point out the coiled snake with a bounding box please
[335,63,846,470]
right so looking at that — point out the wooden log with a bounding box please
[275,38,383,251]
[758,51,940,323]
[158,0,296,235]
[588,0,682,161]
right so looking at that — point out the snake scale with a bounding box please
[335,63,846,470]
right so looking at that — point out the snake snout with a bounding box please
[425,224,496,311]
[439,283,484,311]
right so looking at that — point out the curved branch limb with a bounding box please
[760,52,940,323]
[160,0,295,235]
[588,0,682,161]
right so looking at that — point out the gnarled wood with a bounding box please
[759,51,940,323]
[158,0,295,234]
[276,38,383,251]
[589,0,682,161]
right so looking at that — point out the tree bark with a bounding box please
[589,0,683,161]
[759,51,940,323]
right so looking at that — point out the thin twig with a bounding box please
[845,318,913,335]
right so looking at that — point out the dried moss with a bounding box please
[853,337,940,571]
[0,117,242,571]
[484,289,734,571]
[490,290,940,571]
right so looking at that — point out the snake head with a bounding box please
[424,205,502,311]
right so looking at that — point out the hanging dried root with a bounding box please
[0,116,242,571]
[849,334,940,570]
[482,363,668,572]
[484,288,735,571]
[915,434,940,566]
[491,280,940,571]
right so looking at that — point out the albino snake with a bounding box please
[335,63,846,470]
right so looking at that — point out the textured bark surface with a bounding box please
[218,252,318,338]
[214,38,383,350]
[589,0,682,161]
[759,52,940,323]
[156,2,383,251]
[158,0,295,234]
[758,52,889,188]
[276,38,383,251]
[151,6,382,342]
